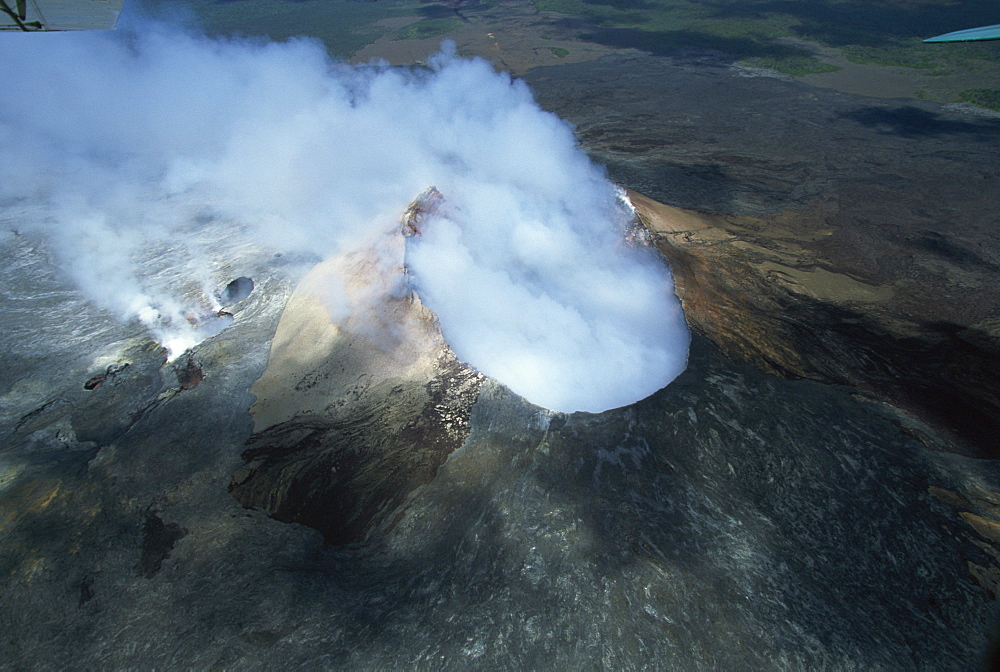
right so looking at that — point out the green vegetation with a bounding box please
[741,55,839,76]
[548,47,570,57]
[534,0,800,46]
[530,0,1000,84]
[958,88,1000,111]
[186,0,427,58]
[396,17,464,41]
[842,43,940,69]
[181,0,1000,94]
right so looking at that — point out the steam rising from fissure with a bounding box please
[0,22,688,413]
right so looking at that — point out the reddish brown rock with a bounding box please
[176,359,203,391]
[84,374,107,391]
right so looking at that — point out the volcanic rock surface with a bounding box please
[527,53,1000,459]
[231,201,484,543]
[2,54,1000,671]
[630,190,1000,458]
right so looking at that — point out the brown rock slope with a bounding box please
[230,199,484,545]
[629,189,1000,458]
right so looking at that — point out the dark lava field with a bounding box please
[2,0,1000,669]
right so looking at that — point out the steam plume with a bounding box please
[0,22,688,412]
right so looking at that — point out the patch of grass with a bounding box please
[185,0,426,59]
[958,88,1000,111]
[741,55,840,76]
[395,17,464,40]
[548,46,570,57]
[416,4,457,19]
[183,0,1000,77]
[530,0,1000,86]
[534,0,800,43]
[842,43,940,69]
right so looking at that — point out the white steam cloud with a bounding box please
[0,22,688,413]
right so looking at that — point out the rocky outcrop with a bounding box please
[232,182,1000,550]
[229,192,485,544]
